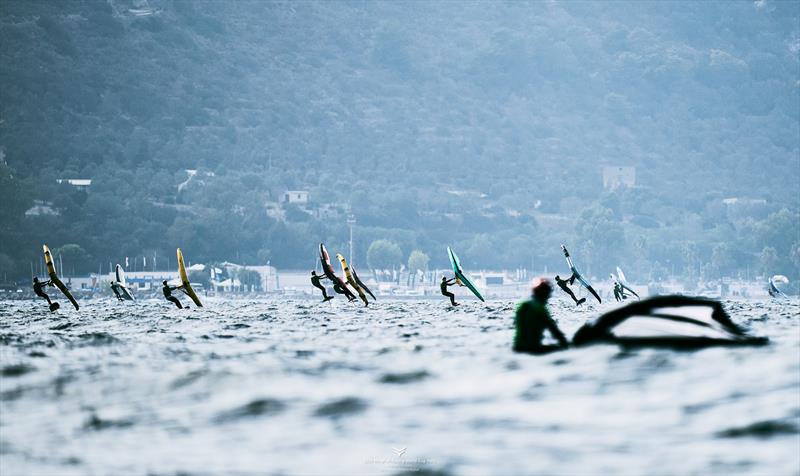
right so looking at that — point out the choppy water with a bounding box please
[1,297,798,476]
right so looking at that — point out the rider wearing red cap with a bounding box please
[513,278,569,354]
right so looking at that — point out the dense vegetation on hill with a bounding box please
[1,0,798,283]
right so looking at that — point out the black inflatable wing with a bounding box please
[572,295,768,349]
[351,267,376,301]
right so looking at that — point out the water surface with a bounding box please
[1,298,798,475]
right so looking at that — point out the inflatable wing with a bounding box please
[115,264,136,301]
[572,295,768,348]
[319,243,356,300]
[561,245,601,304]
[177,248,203,307]
[615,267,639,299]
[43,245,79,310]
[768,275,789,298]
[336,253,368,305]
[447,247,485,302]
[351,267,375,300]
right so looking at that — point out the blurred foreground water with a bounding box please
[1,298,798,476]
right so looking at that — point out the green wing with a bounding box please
[456,270,485,302]
[447,247,485,302]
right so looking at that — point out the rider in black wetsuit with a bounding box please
[110,282,124,301]
[554,274,586,306]
[514,278,569,354]
[33,277,54,307]
[332,280,356,301]
[613,281,626,302]
[311,271,333,301]
[441,276,459,306]
[162,280,184,309]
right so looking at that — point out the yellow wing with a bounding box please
[176,248,203,307]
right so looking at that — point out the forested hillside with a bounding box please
[1,0,798,281]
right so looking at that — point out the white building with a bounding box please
[25,200,59,216]
[602,166,635,190]
[283,190,309,204]
[56,179,92,192]
[722,197,767,206]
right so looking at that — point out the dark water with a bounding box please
[1,298,798,475]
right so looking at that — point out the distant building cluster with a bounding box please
[178,169,215,192]
[56,178,92,192]
[722,197,767,206]
[25,179,92,215]
[602,166,635,190]
[263,189,352,222]
[25,200,59,217]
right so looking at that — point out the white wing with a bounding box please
[616,267,628,285]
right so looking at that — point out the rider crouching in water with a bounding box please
[513,278,569,354]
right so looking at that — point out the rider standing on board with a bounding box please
[554,274,586,306]
[33,277,55,308]
[162,280,184,309]
[441,276,459,306]
[310,271,334,301]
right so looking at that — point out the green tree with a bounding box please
[651,261,668,282]
[575,205,625,274]
[257,248,272,265]
[284,203,312,222]
[579,239,597,277]
[0,160,30,226]
[682,242,700,278]
[366,239,402,270]
[407,250,430,273]
[53,244,90,276]
[0,253,14,282]
[758,246,780,278]
[757,209,799,259]
[406,250,430,288]
[236,268,262,291]
[791,242,800,279]
[710,242,735,279]
[1,1,799,280]
[464,234,493,268]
